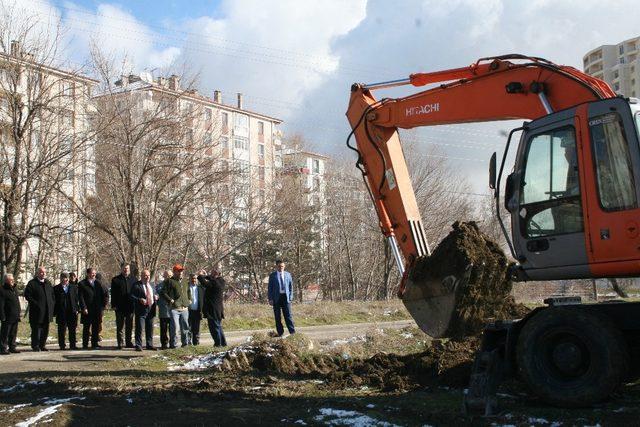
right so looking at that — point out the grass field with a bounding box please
[16,300,410,344]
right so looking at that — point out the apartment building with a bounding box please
[584,36,640,97]
[95,73,282,230]
[0,40,97,281]
[281,148,329,238]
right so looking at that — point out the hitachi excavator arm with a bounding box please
[346,54,614,280]
[346,55,616,336]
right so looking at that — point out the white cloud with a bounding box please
[63,3,181,71]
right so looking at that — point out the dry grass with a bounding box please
[16,300,411,343]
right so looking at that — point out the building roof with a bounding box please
[0,52,99,85]
[281,148,330,160]
[93,77,283,124]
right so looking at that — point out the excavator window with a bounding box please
[590,112,638,211]
[519,126,583,238]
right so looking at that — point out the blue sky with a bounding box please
[57,0,223,24]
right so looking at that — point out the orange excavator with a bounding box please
[346,54,640,412]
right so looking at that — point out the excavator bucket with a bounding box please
[398,222,520,340]
[401,263,472,338]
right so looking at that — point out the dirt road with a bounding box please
[0,319,416,374]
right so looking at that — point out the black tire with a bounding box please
[516,307,629,407]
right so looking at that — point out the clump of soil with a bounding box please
[409,221,529,339]
[208,336,478,392]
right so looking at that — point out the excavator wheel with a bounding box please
[516,307,629,407]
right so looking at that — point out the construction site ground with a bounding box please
[1,321,638,426]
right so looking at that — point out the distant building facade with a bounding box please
[584,36,640,98]
[0,40,97,282]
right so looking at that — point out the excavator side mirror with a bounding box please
[489,152,497,190]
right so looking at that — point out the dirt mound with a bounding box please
[410,221,528,339]
[206,336,478,392]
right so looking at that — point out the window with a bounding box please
[233,136,249,151]
[520,126,583,237]
[258,143,265,158]
[61,81,73,97]
[221,112,229,131]
[258,121,264,135]
[234,113,248,129]
[204,108,212,121]
[220,136,229,150]
[613,70,619,79]
[204,132,212,145]
[258,166,265,181]
[620,45,625,55]
[312,159,320,174]
[614,82,620,91]
[590,113,637,211]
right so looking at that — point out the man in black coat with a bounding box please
[197,268,227,347]
[53,272,80,350]
[131,269,157,351]
[78,267,108,349]
[24,267,55,351]
[0,274,21,354]
[111,263,136,349]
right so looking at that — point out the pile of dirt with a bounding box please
[206,336,478,392]
[409,221,529,339]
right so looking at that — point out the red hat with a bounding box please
[172,264,185,272]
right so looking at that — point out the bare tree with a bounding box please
[0,4,95,279]
[71,48,227,276]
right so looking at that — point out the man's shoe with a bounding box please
[93,343,102,348]
[181,343,188,348]
[82,345,89,350]
[116,345,122,350]
[9,348,20,354]
[161,345,168,350]
[0,349,9,355]
[40,347,49,352]
[135,346,143,352]
[59,346,66,350]
[169,345,176,349]
[32,347,40,352]
[69,346,78,351]
[145,346,157,351]
[125,343,135,349]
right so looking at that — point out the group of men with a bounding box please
[0,263,228,353]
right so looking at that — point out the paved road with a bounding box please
[0,320,416,374]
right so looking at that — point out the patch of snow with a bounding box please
[366,404,376,409]
[326,335,367,348]
[167,344,261,371]
[0,403,29,413]
[496,393,517,399]
[550,422,562,427]
[1,381,46,393]
[42,397,85,405]
[527,418,549,424]
[294,421,307,425]
[400,332,413,339]
[15,404,63,427]
[126,398,133,404]
[613,407,626,413]
[314,408,401,427]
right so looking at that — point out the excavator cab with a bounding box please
[503,97,640,281]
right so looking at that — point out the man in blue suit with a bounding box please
[267,260,295,337]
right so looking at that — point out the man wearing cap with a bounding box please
[159,264,191,348]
